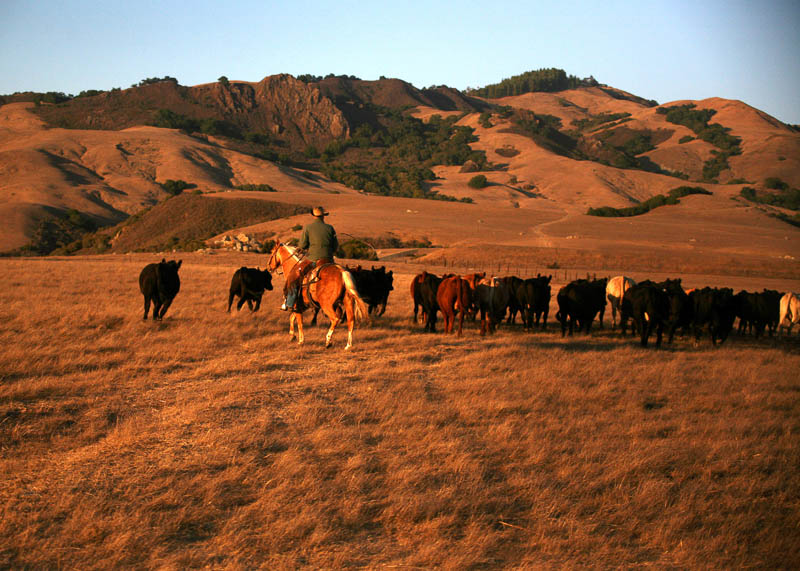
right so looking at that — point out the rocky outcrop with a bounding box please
[214,232,267,253]
[194,75,349,146]
[251,74,349,143]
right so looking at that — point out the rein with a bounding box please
[270,243,306,276]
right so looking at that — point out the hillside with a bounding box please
[106,194,310,253]
[1,72,798,269]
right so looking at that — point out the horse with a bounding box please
[606,275,636,329]
[266,242,369,350]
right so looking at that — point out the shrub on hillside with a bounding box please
[587,186,712,217]
[159,180,196,196]
[468,175,488,189]
[234,183,276,192]
[740,186,800,210]
[337,239,378,261]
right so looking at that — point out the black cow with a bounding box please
[516,274,551,331]
[139,258,181,320]
[418,272,445,332]
[734,289,782,338]
[342,266,394,316]
[690,287,736,346]
[227,267,273,312]
[501,276,523,324]
[531,275,552,330]
[556,278,608,336]
[657,278,693,343]
[620,282,670,347]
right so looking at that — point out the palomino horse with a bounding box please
[266,243,368,350]
[606,275,636,329]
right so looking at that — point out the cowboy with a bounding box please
[282,206,339,311]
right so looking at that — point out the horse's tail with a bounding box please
[342,270,370,323]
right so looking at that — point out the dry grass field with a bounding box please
[1,252,799,568]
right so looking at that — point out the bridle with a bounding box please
[267,242,306,276]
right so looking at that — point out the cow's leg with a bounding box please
[253,297,261,312]
[153,297,163,320]
[640,317,649,347]
[143,295,151,320]
[158,297,174,320]
[227,292,235,312]
[655,323,664,348]
[237,297,246,311]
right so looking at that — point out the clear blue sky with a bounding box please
[2,0,799,124]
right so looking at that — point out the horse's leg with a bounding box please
[289,312,296,341]
[322,302,342,349]
[344,296,356,350]
[294,312,305,345]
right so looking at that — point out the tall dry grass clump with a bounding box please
[1,253,798,568]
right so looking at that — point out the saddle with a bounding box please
[298,262,337,310]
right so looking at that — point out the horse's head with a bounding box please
[266,242,283,272]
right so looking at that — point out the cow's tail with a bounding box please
[342,270,370,323]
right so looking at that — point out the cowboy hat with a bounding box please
[312,206,329,217]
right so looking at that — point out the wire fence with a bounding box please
[412,257,598,283]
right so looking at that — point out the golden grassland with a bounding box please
[1,253,799,568]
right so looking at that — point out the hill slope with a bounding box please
[1,74,798,268]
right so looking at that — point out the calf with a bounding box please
[139,258,181,320]
[620,282,670,347]
[556,278,607,336]
[227,267,273,312]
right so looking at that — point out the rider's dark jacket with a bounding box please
[299,218,338,262]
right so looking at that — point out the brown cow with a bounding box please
[436,275,474,335]
[410,272,426,324]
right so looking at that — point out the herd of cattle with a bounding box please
[410,271,800,347]
[138,258,800,347]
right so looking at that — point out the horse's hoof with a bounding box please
[325,343,333,349]
[344,345,352,351]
